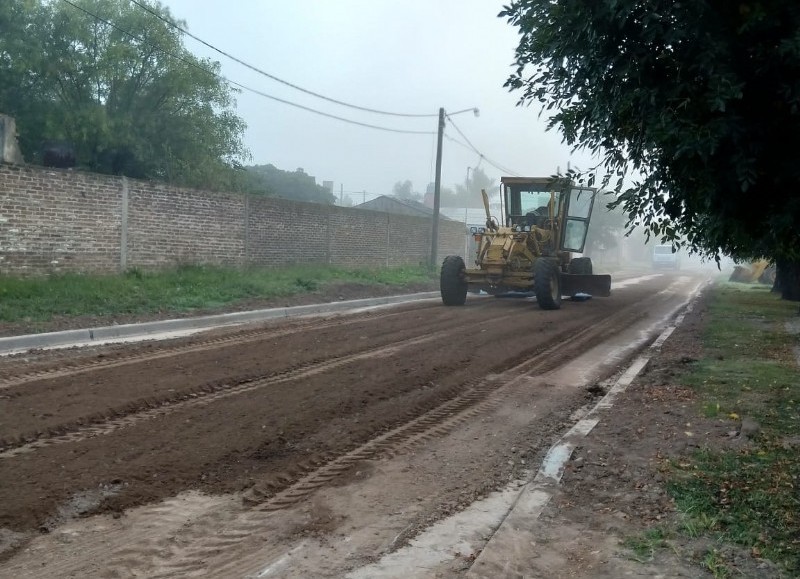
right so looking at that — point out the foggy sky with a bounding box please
[159,0,597,203]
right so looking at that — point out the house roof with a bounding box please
[356,195,453,220]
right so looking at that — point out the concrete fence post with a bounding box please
[326,209,333,265]
[386,214,391,267]
[120,177,129,272]
[0,114,24,165]
[244,193,250,267]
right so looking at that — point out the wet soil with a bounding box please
[0,282,642,538]
[2,272,768,578]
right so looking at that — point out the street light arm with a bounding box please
[446,107,480,117]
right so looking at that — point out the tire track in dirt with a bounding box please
[95,295,667,579]
[0,278,692,578]
[249,296,652,511]
[1,304,541,457]
[0,283,670,468]
[0,303,445,390]
[0,327,465,459]
[0,301,515,442]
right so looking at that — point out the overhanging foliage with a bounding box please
[500,0,800,262]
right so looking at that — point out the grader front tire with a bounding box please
[534,258,562,310]
[440,255,468,306]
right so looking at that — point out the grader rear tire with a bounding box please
[440,255,468,306]
[534,258,562,310]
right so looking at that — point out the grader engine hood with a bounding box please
[475,227,535,274]
[482,228,520,261]
[482,228,512,263]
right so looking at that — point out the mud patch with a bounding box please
[40,481,126,533]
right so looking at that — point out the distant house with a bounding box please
[356,195,454,220]
[439,207,492,228]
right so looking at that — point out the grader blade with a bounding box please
[559,273,612,298]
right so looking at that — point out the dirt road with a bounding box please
[0,272,706,578]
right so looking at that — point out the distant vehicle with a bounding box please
[652,244,679,270]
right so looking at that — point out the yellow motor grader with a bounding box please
[440,176,611,310]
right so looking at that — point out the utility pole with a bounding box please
[429,106,478,270]
[430,107,445,269]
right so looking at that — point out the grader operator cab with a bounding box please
[440,176,611,310]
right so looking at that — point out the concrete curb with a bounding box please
[0,291,439,355]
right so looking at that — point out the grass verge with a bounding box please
[663,283,800,577]
[0,264,436,324]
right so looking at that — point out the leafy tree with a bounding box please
[242,165,335,204]
[0,0,51,153]
[584,193,627,256]
[392,180,422,202]
[442,167,496,208]
[500,1,800,298]
[0,0,248,189]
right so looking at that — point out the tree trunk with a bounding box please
[772,261,784,293]
[776,259,800,301]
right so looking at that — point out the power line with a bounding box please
[445,115,522,176]
[444,122,522,177]
[445,116,482,156]
[227,80,435,135]
[483,156,522,178]
[59,0,436,135]
[128,0,438,119]
[443,132,472,152]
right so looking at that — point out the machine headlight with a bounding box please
[469,226,477,234]
[524,225,531,232]
[515,225,522,232]
[478,227,486,234]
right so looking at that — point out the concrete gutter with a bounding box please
[0,291,439,356]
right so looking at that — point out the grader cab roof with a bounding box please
[499,176,571,186]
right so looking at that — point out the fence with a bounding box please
[0,163,465,276]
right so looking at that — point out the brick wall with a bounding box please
[0,163,465,276]
[0,165,121,273]
[126,180,247,269]
[247,195,330,267]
